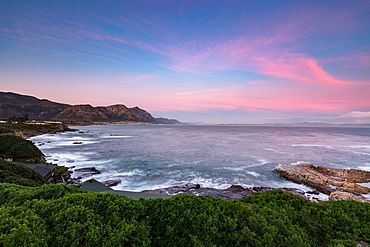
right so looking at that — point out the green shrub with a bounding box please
[0,206,48,246]
[0,183,82,206]
[0,159,45,186]
[0,184,369,246]
[0,135,44,159]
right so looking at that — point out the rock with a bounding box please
[143,183,201,194]
[142,184,305,200]
[274,162,370,202]
[74,167,101,178]
[306,190,320,195]
[141,188,168,194]
[165,183,201,194]
[73,142,83,144]
[102,179,121,187]
[329,191,369,203]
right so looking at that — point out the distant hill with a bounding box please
[0,92,181,124]
[0,92,70,119]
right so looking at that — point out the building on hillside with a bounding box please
[20,162,57,180]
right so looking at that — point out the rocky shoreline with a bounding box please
[60,162,370,203]
[274,162,370,203]
[142,184,307,200]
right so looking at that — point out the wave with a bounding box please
[100,135,136,139]
[291,144,333,149]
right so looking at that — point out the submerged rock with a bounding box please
[273,162,370,203]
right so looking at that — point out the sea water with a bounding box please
[29,125,370,196]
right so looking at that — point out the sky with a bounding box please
[1,0,370,124]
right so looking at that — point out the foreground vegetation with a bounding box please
[0,159,45,187]
[0,128,369,246]
[0,183,369,247]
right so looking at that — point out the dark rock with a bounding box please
[73,142,83,144]
[279,187,306,197]
[102,179,121,187]
[74,167,101,178]
[166,183,201,194]
[142,184,305,200]
[306,190,320,195]
[141,188,168,194]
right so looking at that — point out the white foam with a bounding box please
[53,140,98,146]
[357,182,370,188]
[246,171,261,177]
[290,161,311,166]
[43,152,90,165]
[349,145,370,149]
[188,176,233,190]
[100,135,135,138]
[357,165,370,171]
[350,151,370,156]
[363,193,370,200]
[113,169,146,177]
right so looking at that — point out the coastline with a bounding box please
[26,124,370,202]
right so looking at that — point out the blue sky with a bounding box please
[1,0,370,123]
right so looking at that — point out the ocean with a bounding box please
[29,125,370,197]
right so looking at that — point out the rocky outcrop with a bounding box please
[102,179,121,187]
[142,183,307,200]
[274,162,370,202]
[74,167,101,178]
[329,191,369,203]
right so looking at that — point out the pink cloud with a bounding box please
[252,54,350,86]
[145,80,369,114]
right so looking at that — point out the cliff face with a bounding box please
[0,92,177,123]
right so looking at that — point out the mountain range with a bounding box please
[0,92,181,124]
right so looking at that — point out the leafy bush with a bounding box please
[0,134,44,159]
[0,184,369,247]
[0,159,45,186]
